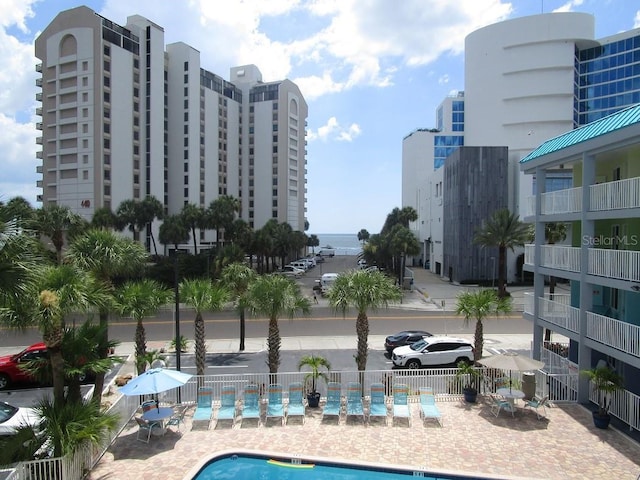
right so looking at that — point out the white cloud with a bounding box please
[438,74,450,85]
[552,0,584,13]
[635,11,640,28]
[307,116,361,142]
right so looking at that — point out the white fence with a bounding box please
[589,383,640,432]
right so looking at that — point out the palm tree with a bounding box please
[307,234,320,254]
[91,207,118,230]
[138,196,164,255]
[66,229,149,403]
[159,214,190,254]
[474,209,530,297]
[220,263,257,351]
[357,229,370,247]
[455,289,512,362]
[329,269,402,371]
[35,204,83,264]
[0,196,35,227]
[389,224,420,286]
[181,203,206,254]
[115,199,140,240]
[208,195,240,250]
[180,279,229,379]
[115,279,172,374]
[243,274,310,376]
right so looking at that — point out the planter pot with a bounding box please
[307,392,321,408]
[462,388,478,403]
[592,411,611,429]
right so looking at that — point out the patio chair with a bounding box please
[322,382,342,421]
[490,394,514,418]
[523,395,548,419]
[240,384,261,425]
[266,384,285,426]
[134,416,162,443]
[369,382,388,425]
[216,386,237,427]
[346,382,365,423]
[193,387,213,428]
[419,388,442,427]
[141,400,157,414]
[166,404,188,432]
[286,382,306,424]
[392,384,411,426]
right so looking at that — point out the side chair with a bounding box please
[135,416,162,443]
[490,394,515,418]
[166,404,188,432]
[523,395,549,419]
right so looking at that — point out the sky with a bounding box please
[2,0,640,235]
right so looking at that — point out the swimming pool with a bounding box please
[187,451,519,480]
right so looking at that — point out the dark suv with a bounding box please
[384,330,432,353]
[392,336,474,369]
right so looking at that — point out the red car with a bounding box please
[0,343,48,390]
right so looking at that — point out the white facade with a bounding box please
[35,6,307,250]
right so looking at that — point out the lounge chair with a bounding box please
[346,382,365,423]
[286,382,305,424]
[322,382,342,422]
[490,394,514,418]
[216,386,237,427]
[240,384,261,425]
[523,395,548,419]
[419,388,442,427]
[134,416,162,443]
[369,382,388,425]
[392,384,411,426]
[266,384,285,426]
[192,387,213,428]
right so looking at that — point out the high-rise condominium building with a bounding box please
[35,6,308,249]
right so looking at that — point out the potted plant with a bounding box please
[298,354,331,408]
[581,365,623,429]
[456,360,482,403]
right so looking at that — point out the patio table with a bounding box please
[142,406,174,435]
[497,388,525,413]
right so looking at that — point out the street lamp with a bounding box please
[173,249,182,403]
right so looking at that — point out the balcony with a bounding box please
[35,92,42,102]
[35,136,43,145]
[587,312,640,357]
[525,244,640,282]
[524,244,581,272]
[36,165,42,173]
[35,63,42,72]
[35,122,42,130]
[35,151,42,159]
[35,78,42,87]
[538,297,580,333]
[590,176,640,211]
[541,187,582,215]
[35,107,42,116]
[588,248,640,282]
[36,180,42,188]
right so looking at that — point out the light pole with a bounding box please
[490,257,496,289]
[173,249,182,403]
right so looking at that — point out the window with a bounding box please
[83,92,88,102]
[82,124,88,134]
[103,92,110,103]
[104,185,111,196]
[82,108,88,117]
[83,170,89,180]
[82,61,88,71]
[104,60,110,72]
[184,74,188,83]
[184,61,188,71]
[82,77,88,87]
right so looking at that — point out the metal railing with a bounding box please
[590,176,640,211]
[538,297,580,333]
[589,383,640,432]
[588,248,640,282]
[586,312,640,358]
[540,187,582,215]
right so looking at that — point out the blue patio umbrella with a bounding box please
[119,368,193,396]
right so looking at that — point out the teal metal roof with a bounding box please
[520,103,640,164]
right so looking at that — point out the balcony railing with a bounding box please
[35,137,42,145]
[540,245,581,272]
[523,293,570,316]
[35,63,42,72]
[36,165,42,173]
[586,312,640,357]
[538,297,580,333]
[590,176,640,211]
[35,92,42,102]
[540,187,582,215]
[588,248,640,282]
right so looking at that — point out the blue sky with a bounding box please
[2,0,639,235]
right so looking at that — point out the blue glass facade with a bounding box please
[434,135,464,169]
[575,33,640,126]
[452,100,464,132]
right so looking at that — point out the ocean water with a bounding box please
[313,233,363,256]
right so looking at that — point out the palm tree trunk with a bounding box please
[355,312,369,371]
[267,317,281,375]
[498,245,507,297]
[473,320,484,362]
[194,312,206,378]
[191,226,198,255]
[239,309,246,351]
[92,310,109,404]
[135,318,147,374]
[48,346,66,406]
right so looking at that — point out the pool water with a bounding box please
[192,454,496,480]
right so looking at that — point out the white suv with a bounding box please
[392,336,474,369]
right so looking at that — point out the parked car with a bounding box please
[0,402,43,436]
[392,336,474,369]
[384,330,433,353]
[0,343,93,390]
[279,265,305,277]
